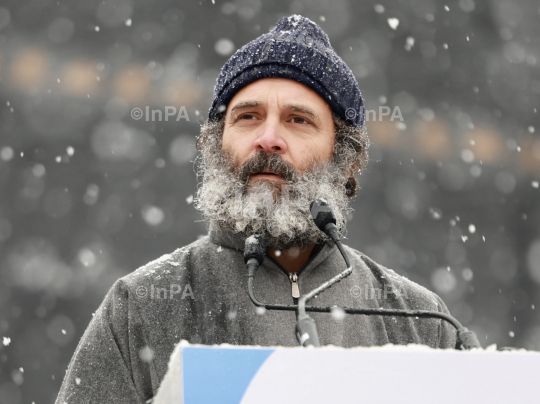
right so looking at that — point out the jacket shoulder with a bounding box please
[345,245,448,313]
[345,245,458,348]
[119,236,212,289]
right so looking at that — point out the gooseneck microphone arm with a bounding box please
[296,200,352,346]
[245,199,482,350]
[245,235,301,312]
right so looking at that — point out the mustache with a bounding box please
[236,151,297,183]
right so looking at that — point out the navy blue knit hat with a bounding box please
[208,15,365,126]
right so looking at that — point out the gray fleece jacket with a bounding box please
[56,225,457,403]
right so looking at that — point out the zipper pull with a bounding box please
[289,273,300,298]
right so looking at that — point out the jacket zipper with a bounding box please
[289,272,300,298]
[265,242,325,304]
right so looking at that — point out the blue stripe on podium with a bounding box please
[183,346,275,404]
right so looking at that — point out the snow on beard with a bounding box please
[195,119,351,250]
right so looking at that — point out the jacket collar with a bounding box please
[208,222,246,251]
[208,221,339,276]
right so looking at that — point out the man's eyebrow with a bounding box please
[230,100,262,113]
[283,104,320,121]
[229,101,320,121]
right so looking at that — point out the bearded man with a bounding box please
[56,15,457,404]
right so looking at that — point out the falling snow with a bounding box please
[387,18,399,30]
[2,5,540,400]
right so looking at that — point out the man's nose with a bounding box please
[253,122,287,154]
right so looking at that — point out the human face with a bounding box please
[221,78,335,183]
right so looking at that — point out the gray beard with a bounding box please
[194,121,352,250]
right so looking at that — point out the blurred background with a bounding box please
[0,0,539,402]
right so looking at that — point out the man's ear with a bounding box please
[347,161,361,178]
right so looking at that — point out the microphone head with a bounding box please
[310,199,336,233]
[244,235,265,265]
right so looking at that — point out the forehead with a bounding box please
[227,78,332,115]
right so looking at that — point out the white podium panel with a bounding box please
[154,341,540,404]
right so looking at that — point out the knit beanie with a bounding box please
[208,15,365,127]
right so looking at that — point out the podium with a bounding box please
[154,340,540,404]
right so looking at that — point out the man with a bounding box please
[56,15,457,404]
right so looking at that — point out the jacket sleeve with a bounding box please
[55,279,147,404]
[434,294,459,349]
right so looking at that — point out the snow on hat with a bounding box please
[208,15,365,126]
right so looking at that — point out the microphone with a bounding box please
[307,199,481,349]
[310,199,339,243]
[244,235,265,267]
[244,235,266,307]
[297,199,353,346]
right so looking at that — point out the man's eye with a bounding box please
[239,114,257,120]
[291,117,310,124]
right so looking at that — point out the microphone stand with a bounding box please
[295,234,352,347]
[245,200,482,350]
